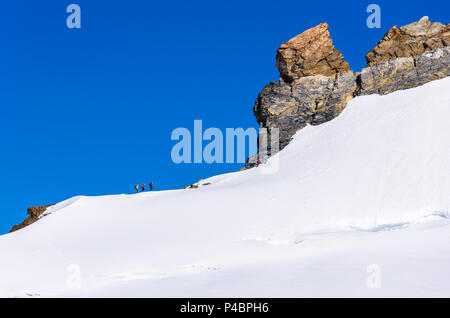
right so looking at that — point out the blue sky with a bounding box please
[1,0,448,234]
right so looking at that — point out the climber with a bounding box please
[149,182,153,191]
[134,184,139,193]
[141,184,146,192]
[256,159,260,167]
[353,86,360,97]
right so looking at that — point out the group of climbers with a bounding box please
[134,182,153,193]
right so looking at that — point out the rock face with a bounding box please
[276,23,350,82]
[360,46,450,95]
[366,16,450,66]
[248,17,449,168]
[254,71,355,151]
[248,22,354,166]
[9,205,53,233]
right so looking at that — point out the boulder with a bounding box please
[276,23,350,82]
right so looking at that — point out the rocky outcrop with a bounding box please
[254,71,355,151]
[366,16,450,66]
[358,17,450,95]
[248,17,449,168]
[360,46,450,95]
[361,16,450,95]
[9,204,53,233]
[247,23,354,166]
[276,23,350,82]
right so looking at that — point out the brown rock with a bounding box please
[9,204,54,233]
[366,16,450,66]
[276,23,350,82]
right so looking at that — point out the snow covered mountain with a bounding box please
[1,77,449,297]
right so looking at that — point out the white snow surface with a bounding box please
[1,77,450,297]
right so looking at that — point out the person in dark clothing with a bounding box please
[141,184,145,192]
[149,182,153,191]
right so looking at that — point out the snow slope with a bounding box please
[0,77,449,297]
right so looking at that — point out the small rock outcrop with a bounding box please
[360,46,450,95]
[360,17,450,95]
[249,17,449,168]
[276,23,350,82]
[365,16,450,66]
[9,204,53,233]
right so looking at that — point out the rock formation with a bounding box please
[365,16,450,66]
[254,71,355,151]
[360,17,450,95]
[276,23,350,82]
[9,204,53,233]
[360,46,450,95]
[248,17,449,168]
[249,23,354,162]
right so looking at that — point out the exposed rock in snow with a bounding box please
[360,46,450,95]
[253,71,355,152]
[250,18,449,163]
[9,204,54,233]
[365,16,450,66]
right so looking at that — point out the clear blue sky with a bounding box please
[1,0,448,234]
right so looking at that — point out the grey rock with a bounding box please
[253,71,356,152]
[360,47,450,95]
